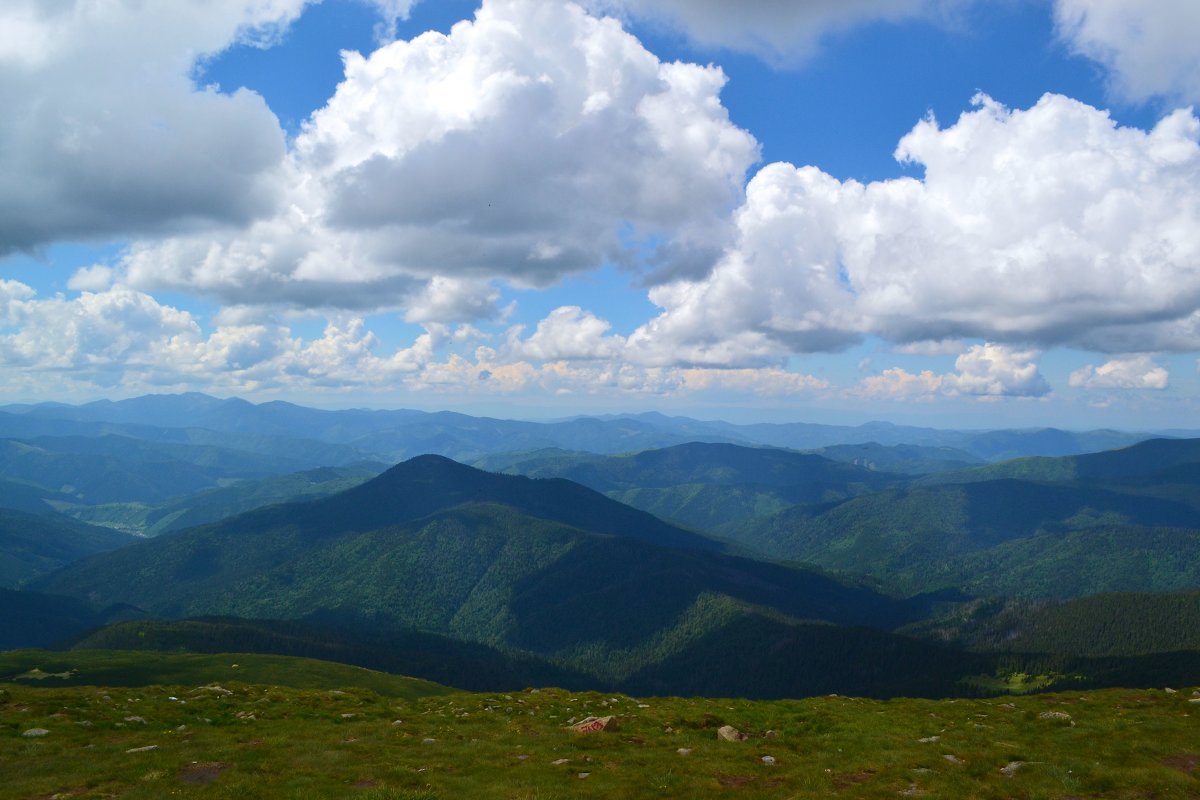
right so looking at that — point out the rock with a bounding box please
[22,728,49,737]
[340,713,356,719]
[577,772,590,779]
[1038,711,1073,723]
[677,748,692,756]
[761,755,776,766]
[391,720,403,726]
[551,758,570,766]
[1000,760,1028,777]
[196,685,232,696]
[127,745,159,753]
[1166,688,1178,694]
[568,715,619,733]
[917,736,939,743]
[422,738,436,745]
[124,716,147,724]
[764,730,779,739]
[942,754,963,765]
[717,725,747,742]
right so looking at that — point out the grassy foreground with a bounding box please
[4,660,1200,799]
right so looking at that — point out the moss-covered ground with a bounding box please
[3,654,1200,799]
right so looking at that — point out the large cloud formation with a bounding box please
[117,0,758,317]
[627,93,1200,365]
[0,0,307,254]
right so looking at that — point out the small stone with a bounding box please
[127,745,159,753]
[761,755,777,766]
[1000,761,1027,777]
[516,754,529,760]
[1038,711,1073,722]
[1188,698,1200,704]
[422,738,436,745]
[717,725,747,742]
[677,748,692,756]
[125,716,147,724]
[552,758,570,765]
[22,728,49,737]
[577,772,590,779]
[637,703,650,708]
[917,736,940,743]
[764,730,779,739]
[341,713,356,719]
[1165,688,1178,694]
[942,754,963,765]
[391,720,403,726]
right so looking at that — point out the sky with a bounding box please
[2,0,1200,428]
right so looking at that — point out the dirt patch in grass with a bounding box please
[178,762,231,785]
[716,774,756,787]
[832,770,875,789]
[1162,754,1200,774]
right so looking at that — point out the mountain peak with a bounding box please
[311,454,721,551]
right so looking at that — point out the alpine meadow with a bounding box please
[5,1,1200,798]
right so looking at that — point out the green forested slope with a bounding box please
[0,509,135,587]
[729,479,1200,597]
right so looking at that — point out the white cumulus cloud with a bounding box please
[627,93,1200,365]
[117,0,758,318]
[942,344,1050,397]
[1056,0,1200,104]
[1069,354,1170,389]
[0,0,305,254]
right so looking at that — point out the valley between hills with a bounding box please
[3,393,1200,798]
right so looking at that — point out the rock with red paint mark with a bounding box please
[568,715,619,733]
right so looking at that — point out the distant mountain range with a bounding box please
[4,392,1200,699]
[1,392,1177,462]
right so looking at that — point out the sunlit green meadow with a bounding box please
[3,653,1199,799]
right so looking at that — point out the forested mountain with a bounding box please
[5,393,1200,700]
[906,590,1200,658]
[928,437,1200,483]
[0,509,135,587]
[696,439,1200,600]
[475,442,898,530]
[729,478,1200,597]
[104,464,386,537]
[31,456,938,693]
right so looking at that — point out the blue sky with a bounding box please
[2,0,1199,428]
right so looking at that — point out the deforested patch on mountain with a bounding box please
[805,442,984,475]
[0,478,76,515]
